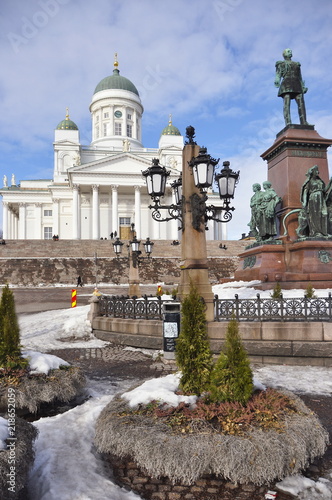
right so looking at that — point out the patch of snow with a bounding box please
[276,474,332,499]
[0,417,9,450]
[121,372,197,408]
[28,392,141,500]
[22,350,69,375]
[19,305,107,351]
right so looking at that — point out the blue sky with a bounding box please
[1,0,332,239]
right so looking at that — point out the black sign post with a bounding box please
[163,302,180,359]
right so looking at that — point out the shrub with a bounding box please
[270,281,282,299]
[0,285,27,369]
[175,282,213,395]
[305,282,317,298]
[208,316,253,404]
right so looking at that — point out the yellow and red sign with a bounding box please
[71,289,77,308]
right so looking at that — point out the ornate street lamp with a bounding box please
[143,237,154,257]
[142,158,170,199]
[142,159,182,227]
[143,127,239,229]
[215,160,240,203]
[170,174,182,205]
[113,235,154,267]
[112,228,154,298]
[188,147,219,190]
[129,235,140,253]
[113,237,124,257]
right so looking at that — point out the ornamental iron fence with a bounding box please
[214,293,332,322]
[98,293,332,322]
[99,294,164,320]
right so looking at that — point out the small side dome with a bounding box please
[94,53,139,96]
[56,109,78,130]
[161,115,181,136]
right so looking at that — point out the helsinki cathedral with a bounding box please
[1,55,226,241]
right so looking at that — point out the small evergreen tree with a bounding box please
[270,282,282,299]
[305,282,316,299]
[208,316,253,405]
[0,285,26,368]
[175,282,213,395]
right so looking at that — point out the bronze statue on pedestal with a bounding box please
[275,48,309,127]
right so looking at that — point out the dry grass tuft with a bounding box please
[0,417,38,497]
[95,389,329,486]
[0,366,86,413]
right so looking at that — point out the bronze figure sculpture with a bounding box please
[248,183,264,239]
[298,165,329,238]
[248,181,281,242]
[275,48,309,127]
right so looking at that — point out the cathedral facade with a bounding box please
[1,58,226,242]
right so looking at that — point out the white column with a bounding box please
[19,203,26,239]
[35,203,42,239]
[153,218,160,240]
[221,221,228,241]
[92,185,100,240]
[134,186,141,238]
[111,185,118,236]
[14,214,19,239]
[110,105,114,139]
[171,191,179,240]
[9,210,15,240]
[206,219,214,240]
[2,202,8,239]
[52,199,59,237]
[133,109,137,140]
[72,185,80,239]
[108,191,112,237]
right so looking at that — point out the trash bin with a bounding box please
[163,302,180,359]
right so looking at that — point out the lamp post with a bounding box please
[143,126,239,321]
[112,228,154,298]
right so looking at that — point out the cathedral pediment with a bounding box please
[67,152,152,175]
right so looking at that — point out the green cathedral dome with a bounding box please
[56,110,78,130]
[161,116,181,136]
[94,68,139,96]
[94,54,139,96]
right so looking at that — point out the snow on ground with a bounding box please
[22,350,69,375]
[19,304,107,351]
[0,417,9,450]
[213,282,332,299]
[28,390,141,500]
[13,283,332,499]
[122,372,197,408]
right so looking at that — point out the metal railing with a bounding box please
[99,294,164,320]
[99,293,332,322]
[214,293,332,322]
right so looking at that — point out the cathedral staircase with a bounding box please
[0,240,247,286]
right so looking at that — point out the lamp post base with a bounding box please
[179,268,214,322]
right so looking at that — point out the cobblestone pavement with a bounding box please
[48,343,172,382]
[46,343,332,500]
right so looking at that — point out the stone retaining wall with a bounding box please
[92,316,332,366]
[105,454,289,500]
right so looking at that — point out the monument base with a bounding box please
[234,239,332,290]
